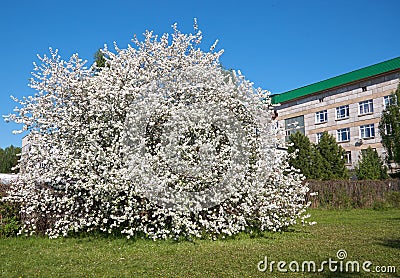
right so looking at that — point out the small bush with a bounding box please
[0,211,21,237]
[372,200,391,211]
[386,191,400,208]
[0,184,21,237]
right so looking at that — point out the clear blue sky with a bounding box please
[1,0,399,148]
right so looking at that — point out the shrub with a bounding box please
[0,184,21,237]
[385,191,400,208]
[5,21,310,240]
[0,202,21,237]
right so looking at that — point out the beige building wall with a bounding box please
[275,72,400,169]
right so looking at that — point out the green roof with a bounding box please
[271,57,400,104]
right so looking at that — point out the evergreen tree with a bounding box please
[94,49,107,69]
[355,147,388,180]
[0,148,4,173]
[0,145,21,173]
[288,132,326,180]
[379,83,400,164]
[316,132,348,179]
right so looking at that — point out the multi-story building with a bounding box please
[271,57,400,169]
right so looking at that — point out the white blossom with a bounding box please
[4,20,310,240]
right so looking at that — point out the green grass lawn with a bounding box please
[1,209,399,277]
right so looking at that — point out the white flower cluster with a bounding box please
[5,21,310,239]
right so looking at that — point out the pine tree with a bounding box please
[355,147,388,180]
[0,148,5,173]
[94,49,107,69]
[288,132,326,180]
[288,132,312,178]
[316,132,348,179]
[0,145,21,173]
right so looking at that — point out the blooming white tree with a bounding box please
[5,20,310,239]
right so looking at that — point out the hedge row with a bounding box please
[306,179,400,209]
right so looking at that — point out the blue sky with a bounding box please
[1,0,399,148]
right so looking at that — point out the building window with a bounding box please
[319,97,324,103]
[360,124,375,139]
[362,86,367,92]
[337,128,350,142]
[315,110,328,124]
[384,95,395,109]
[336,105,349,120]
[284,115,305,141]
[316,132,323,143]
[359,99,374,115]
[345,151,352,164]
